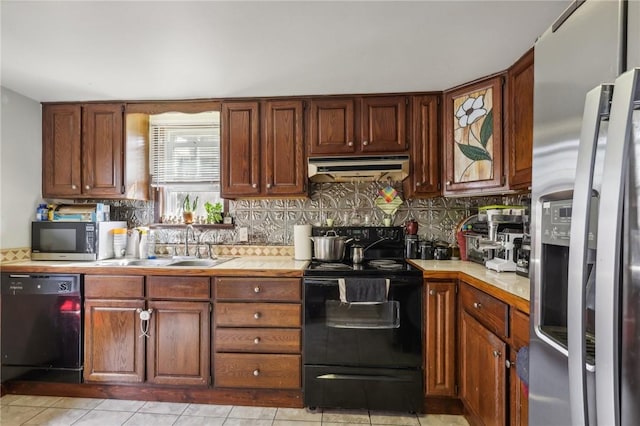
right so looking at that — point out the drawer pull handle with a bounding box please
[254,312,261,319]
[473,302,482,309]
[493,350,501,358]
[506,359,511,368]
[429,289,435,296]
[254,337,261,344]
[254,286,261,293]
[253,369,260,376]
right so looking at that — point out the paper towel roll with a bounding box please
[294,224,312,260]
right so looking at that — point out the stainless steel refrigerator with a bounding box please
[530,0,640,425]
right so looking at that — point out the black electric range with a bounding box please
[303,226,424,413]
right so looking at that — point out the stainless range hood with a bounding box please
[308,155,410,183]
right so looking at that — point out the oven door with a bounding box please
[303,276,422,368]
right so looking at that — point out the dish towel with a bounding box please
[338,278,390,303]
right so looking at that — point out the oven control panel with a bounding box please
[312,226,403,243]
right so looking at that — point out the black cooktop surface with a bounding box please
[304,259,421,277]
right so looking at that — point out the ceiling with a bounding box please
[1,1,570,103]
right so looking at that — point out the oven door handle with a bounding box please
[316,373,412,382]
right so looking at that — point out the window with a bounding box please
[149,111,222,219]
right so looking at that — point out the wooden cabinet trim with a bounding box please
[147,276,210,300]
[85,275,144,299]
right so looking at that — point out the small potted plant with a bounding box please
[182,194,199,224]
[204,201,223,224]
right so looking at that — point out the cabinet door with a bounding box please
[406,95,441,198]
[443,75,505,195]
[82,103,125,197]
[361,96,408,153]
[460,310,507,426]
[425,281,456,396]
[147,300,210,386]
[264,100,306,196]
[308,98,356,155]
[42,104,82,197]
[221,101,261,197]
[84,299,145,383]
[506,48,534,190]
[510,309,530,426]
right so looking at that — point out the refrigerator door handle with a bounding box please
[595,67,640,426]
[568,84,612,426]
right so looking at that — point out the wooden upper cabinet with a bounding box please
[264,100,306,196]
[221,101,261,198]
[43,104,82,197]
[360,96,408,153]
[406,95,441,198]
[308,98,356,155]
[42,102,145,199]
[308,95,408,156]
[506,48,534,190]
[82,103,124,197]
[443,75,505,196]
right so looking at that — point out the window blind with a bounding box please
[149,112,220,186]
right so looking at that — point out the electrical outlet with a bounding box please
[238,227,249,242]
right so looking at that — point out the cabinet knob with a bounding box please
[254,286,261,293]
[493,350,501,358]
[447,181,452,186]
[416,182,422,187]
[473,302,482,309]
[505,359,511,368]
[85,185,90,190]
[429,289,435,296]
[253,369,260,376]
[254,312,261,319]
[347,141,354,146]
[254,337,261,344]
[71,184,77,190]
[266,183,272,189]
[362,140,369,146]
[252,183,257,189]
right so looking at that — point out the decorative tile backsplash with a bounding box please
[109,183,530,246]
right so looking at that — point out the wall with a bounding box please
[0,87,41,256]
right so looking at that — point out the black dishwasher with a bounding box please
[1,273,83,383]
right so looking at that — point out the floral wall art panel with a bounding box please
[444,75,504,195]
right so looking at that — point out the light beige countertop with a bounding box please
[409,259,530,313]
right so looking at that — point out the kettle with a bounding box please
[405,219,419,235]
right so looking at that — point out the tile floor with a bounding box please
[0,394,470,426]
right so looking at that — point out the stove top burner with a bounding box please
[304,259,421,277]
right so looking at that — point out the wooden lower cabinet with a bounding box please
[460,310,507,426]
[424,280,456,396]
[214,277,302,390]
[84,275,211,387]
[147,300,210,386]
[509,309,530,426]
[84,298,146,383]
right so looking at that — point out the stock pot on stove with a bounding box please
[310,231,353,261]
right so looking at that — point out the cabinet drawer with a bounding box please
[85,275,144,298]
[215,278,300,301]
[147,276,210,300]
[510,309,530,350]
[460,283,508,338]
[215,303,301,328]
[214,353,301,389]
[215,328,301,353]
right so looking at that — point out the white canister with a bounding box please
[126,229,140,258]
[113,228,128,258]
[293,224,312,260]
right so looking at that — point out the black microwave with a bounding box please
[31,221,127,261]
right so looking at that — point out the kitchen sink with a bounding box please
[93,257,234,268]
